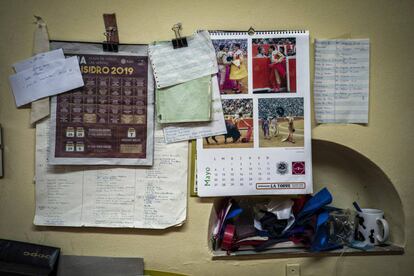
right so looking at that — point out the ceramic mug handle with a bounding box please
[376,218,389,243]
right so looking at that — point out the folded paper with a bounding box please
[9,56,84,107]
[162,76,226,143]
[156,75,212,123]
[13,48,64,72]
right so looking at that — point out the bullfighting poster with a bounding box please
[197,30,312,196]
[48,42,154,165]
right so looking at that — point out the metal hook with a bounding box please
[33,15,45,27]
[247,26,255,36]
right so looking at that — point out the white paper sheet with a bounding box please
[9,56,84,107]
[34,119,188,229]
[314,39,370,123]
[13,49,64,72]
[148,30,218,88]
[162,76,227,143]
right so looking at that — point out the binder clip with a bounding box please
[171,23,188,49]
[247,26,256,36]
[102,13,119,52]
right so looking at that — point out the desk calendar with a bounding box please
[197,30,312,196]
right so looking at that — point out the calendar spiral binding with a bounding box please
[207,29,307,36]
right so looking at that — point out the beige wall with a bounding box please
[0,0,413,275]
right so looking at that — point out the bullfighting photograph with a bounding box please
[212,39,248,94]
[252,38,297,93]
[258,97,304,147]
[203,98,253,148]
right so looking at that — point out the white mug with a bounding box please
[355,208,389,245]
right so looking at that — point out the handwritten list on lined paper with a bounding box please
[34,119,188,229]
[314,39,370,123]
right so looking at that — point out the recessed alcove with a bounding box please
[311,139,404,246]
[208,139,405,258]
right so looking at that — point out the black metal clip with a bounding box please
[102,13,119,52]
[171,23,188,49]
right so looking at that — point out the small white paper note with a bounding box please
[163,76,227,143]
[9,56,84,107]
[314,39,370,123]
[13,48,65,72]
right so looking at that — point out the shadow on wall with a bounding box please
[312,139,405,246]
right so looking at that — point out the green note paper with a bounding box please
[156,76,212,123]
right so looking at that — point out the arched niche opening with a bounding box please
[312,139,404,246]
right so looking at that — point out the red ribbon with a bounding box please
[221,224,236,252]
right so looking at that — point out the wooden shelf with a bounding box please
[212,244,404,260]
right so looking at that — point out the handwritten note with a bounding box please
[34,119,188,229]
[314,39,370,123]
[13,49,64,72]
[9,56,84,107]
[162,76,227,143]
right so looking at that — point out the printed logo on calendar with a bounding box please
[276,161,289,175]
[256,182,306,190]
[127,127,136,138]
[292,161,306,175]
